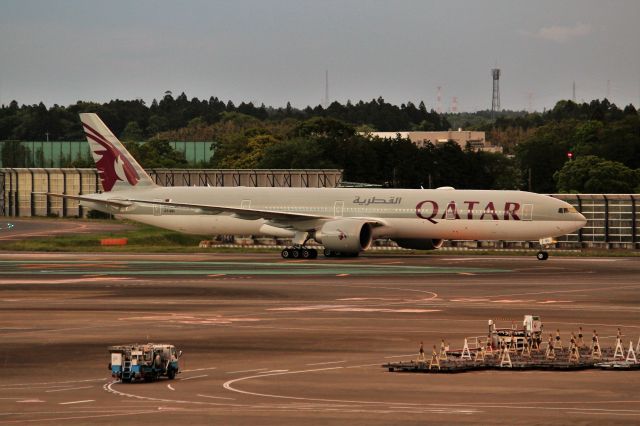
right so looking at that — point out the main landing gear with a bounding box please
[536,251,549,261]
[280,246,359,259]
[281,246,318,259]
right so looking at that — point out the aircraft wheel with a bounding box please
[536,251,548,261]
[291,249,300,258]
[324,249,333,257]
[301,249,311,259]
[281,249,291,259]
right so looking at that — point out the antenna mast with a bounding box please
[491,68,501,119]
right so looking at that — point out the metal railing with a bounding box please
[1,168,637,249]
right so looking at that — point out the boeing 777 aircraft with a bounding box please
[50,113,587,260]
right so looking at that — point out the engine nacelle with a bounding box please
[315,219,373,253]
[393,238,444,250]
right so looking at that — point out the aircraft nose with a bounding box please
[578,212,587,227]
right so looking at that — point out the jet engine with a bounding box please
[393,238,444,250]
[314,219,373,253]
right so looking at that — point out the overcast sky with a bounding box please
[1,0,639,112]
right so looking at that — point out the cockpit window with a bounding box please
[558,206,578,214]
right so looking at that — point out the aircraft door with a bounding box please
[334,201,344,217]
[522,204,533,221]
[241,199,251,209]
[153,199,162,216]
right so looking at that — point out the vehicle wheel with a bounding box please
[324,249,333,257]
[301,249,310,259]
[291,249,300,258]
[536,251,548,261]
[281,249,290,259]
[310,249,318,259]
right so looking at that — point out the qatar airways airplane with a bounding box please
[50,113,587,260]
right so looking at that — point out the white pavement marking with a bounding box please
[562,258,621,262]
[167,384,175,391]
[566,411,640,416]
[345,363,382,369]
[488,283,640,299]
[223,367,640,416]
[223,367,344,400]
[197,394,236,400]
[182,367,217,372]
[306,360,347,366]
[16,399,44,403]
[59,399,95,405]
[105,381,244,407]
[383,354,415,359]
[226,368,269,374]
[0,378,106,387]
[180,374,208,381]
[46,385,93,393]
[5,410,163,423]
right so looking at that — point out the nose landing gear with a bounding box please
[536,251,549,261]
[536,237,554,261]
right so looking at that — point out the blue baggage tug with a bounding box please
[109,343,181,382]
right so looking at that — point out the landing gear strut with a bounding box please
[281,246,318,259]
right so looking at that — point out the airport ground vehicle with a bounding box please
[108,343,181,382]
[488,315,543,349]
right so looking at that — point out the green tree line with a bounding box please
[1,94,639,192]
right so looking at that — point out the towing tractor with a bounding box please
[109,343,181,382]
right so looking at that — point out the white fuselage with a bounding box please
[83,186,587,242]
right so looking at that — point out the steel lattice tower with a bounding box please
[491,68,500,118]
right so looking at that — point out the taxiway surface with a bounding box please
[0,252,639,424]
[0,219,134,242]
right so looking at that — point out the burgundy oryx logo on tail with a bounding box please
[83,122,139,191]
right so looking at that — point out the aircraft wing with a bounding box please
[43,193,133,208]
[127,198,332,222]
[44,193,388,227]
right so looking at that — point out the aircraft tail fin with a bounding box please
[80,113,155,192]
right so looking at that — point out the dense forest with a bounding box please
[1,93,639,193]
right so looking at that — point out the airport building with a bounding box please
[365,130,503,153]
[0,167,638,250]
